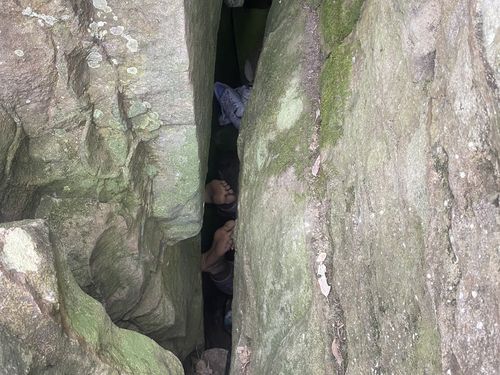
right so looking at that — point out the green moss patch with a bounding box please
[320,43,352,147]
[319,0,364,148]
[321,0,365,46]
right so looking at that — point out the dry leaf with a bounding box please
[318,275,331,297]
[236,346,251,373]
[317,264,326,277]
[316,252,327,263]
[312,155,321,176]
[331,339,343,366]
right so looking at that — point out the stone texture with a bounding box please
[0,219,183,375]
[186,348,229,375]
[0,0,222,358]
[233,0,499,374]
[231,1,333,374]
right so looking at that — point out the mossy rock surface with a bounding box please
[232,1,333,373]
[234,0,500,373]
[0,0,222,358]
[0,219,183,375]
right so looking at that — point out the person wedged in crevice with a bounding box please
[201,220,236,296]
[204,151,240,221]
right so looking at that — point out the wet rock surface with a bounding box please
[0,0,222,361]
[233,0,499,373]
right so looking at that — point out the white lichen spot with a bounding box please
[22,7,57,26]
[476,321,484,329]
[277,75,302,131]
[14,50,25,57]
[127,67,138,75]
[0,228,41,273]
[25,99,31,104]
[94,109,104,119]
[111,58,118,65]
[86,50,103,68]
[459,171,466,178]
[89,21,107,39]
[124,35,139,52]
[92,0,112,13]
[426,273,432,279]
[113,15,118,21]
[471,290,478,298]
[110,26,124,36]
[143,101,152,109]
[44,291,57,303]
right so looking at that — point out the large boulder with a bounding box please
[233,0,499,374]
[0,219,183,374]
[0,0,221,355]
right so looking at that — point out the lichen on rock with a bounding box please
[233,0,499,373]
[0,219,183,374]
[0,0,222,362]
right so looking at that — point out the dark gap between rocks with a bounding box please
[185,1,270,374]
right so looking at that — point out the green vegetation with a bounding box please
[321,0,365,45]
[320,0,364,147]
[55,240,183,374]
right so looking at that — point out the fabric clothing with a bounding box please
[205,258,234,295]
[214,82,251,129]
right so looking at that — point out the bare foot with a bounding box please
[201,220,236,271]
[212,220,236,256]
[204,179,236,205]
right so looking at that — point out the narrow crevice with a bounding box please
[185,1,271,373]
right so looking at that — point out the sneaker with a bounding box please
[236,85,252,108]
[214,82,245,129]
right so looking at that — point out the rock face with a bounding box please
[0,0,222,358]
[233,0,499,374]
[0,219,183,375]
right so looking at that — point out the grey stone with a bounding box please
[0,0,222,359]
[0,219,183,375]
[232,0,499,373]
